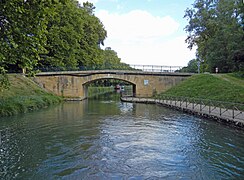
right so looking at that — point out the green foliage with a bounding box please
[41,0,83,69]
[101,47,133,70]
[78,3,107,67]
[0,67,10,89]
[179,59,199,73]
[0,0,133,86]
[36,0,108,70]
[184,0,244,73]
[0,95,61,116]
[0,0,54,73]
[88,87,114,98]
[159,74,244,103]
[231,71,244,79]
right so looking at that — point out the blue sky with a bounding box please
[79,0,196,66]
[96,0,191,22]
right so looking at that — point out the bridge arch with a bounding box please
[82,77,136,98]
[33,70,192,100]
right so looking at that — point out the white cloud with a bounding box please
[98,10,179,41]
[78,0,99,5]
[96,10,196,67]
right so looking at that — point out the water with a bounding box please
[0,93,244,179]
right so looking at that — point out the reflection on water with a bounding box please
[0,93,244,179]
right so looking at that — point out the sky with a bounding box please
[78,0,196,67]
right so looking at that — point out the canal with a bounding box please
[0,93,244,179]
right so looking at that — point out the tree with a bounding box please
[0,0,54,74]
[38,1,107,70]
[77,2,107,68]
[184,0,244,73]
[0,0,129,84]
[102,47,132,70]
[179,59,199,73]
[102,47,121,69]
[39,0,83,70]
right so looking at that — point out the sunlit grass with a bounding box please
[0,74,62,116]
[158,73,244,104]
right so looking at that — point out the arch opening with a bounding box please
[82,77,136,99]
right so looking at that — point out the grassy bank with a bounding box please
[157,73,244,104]
[0,74,62,117]
[88,86,114,98]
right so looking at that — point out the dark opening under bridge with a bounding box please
[33,69,192,100]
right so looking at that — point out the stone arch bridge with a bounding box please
[33,70,192,100]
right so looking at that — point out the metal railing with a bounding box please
[121,94,244,125]
[129,65,182,72]
[34,64,182,73]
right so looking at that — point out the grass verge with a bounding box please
[157,73,244,104]
[0,74,62,117]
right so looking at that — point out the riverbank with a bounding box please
[0,74,62,117]
[122,73,244,127]
[157,73,244,104]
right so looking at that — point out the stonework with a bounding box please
[33,71,192,100]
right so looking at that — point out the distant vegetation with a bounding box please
[157,73,244,104]
[88,87,114,98]
[0,0,132,88]
[182,0,244,73]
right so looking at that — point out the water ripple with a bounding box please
[0,100,244,179]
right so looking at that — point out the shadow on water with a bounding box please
[0,92,244,179]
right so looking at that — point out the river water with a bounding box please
[0,93,244,179]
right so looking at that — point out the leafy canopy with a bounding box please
[184,0,244,73]
[0,0,131,88]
